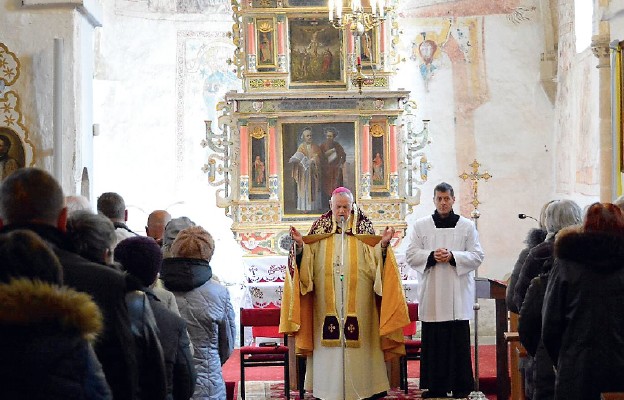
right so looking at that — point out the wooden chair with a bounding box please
[239,307,290,400]
[399,302,421,394]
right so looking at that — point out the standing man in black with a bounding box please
[0,168,139,400]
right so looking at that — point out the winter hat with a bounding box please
[163,216,196,248]
[171,226,215,261]
[114,236,163,286]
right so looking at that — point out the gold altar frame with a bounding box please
[280,120,357,218]
[288,17,345,88]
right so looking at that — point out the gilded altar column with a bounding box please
[239,121,250,201]
[277,17,287,72]
[361,117,372,199]
[246,19,257,73]
[591,22,613,201]
[388,116,399,198]
[268,118,279,200]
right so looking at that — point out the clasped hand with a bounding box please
[434,247,452,263]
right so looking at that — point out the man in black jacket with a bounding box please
[0,167,139,400]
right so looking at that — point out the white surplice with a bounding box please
[406,215,484,322]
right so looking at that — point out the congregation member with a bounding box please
[161,226,236,400]
[0,229,111,400]
[66,194,93,215]
[406,182,484,399]
[542,202,624,400]
[162,216,196,258]
[0,168,138,400]
[506,200,552,400]
[513,199,582,400]
[115,236,196,400]
[66,210,167,400]
[97,191,138,245]
[147,209,172,246]
[506,200,552,314]
[513,199,582,311]
[281,186,409,400]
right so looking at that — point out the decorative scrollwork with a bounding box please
[202,104,235,207]
[400,99,431,206]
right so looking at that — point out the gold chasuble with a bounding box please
[279,206,410,399]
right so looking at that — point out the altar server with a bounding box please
[406,182,484,399]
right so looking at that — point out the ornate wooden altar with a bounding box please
[203,0,431,252]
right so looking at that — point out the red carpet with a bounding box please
[223,345,502,399]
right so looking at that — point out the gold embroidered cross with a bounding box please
[347,324,355,333]
[328,324,337,333]
[459,159,492,212]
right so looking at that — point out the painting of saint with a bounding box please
[289,126,322,212]
[372,152,384,184]
[258,31,274,65]
[253,155,265,186]
[282,122,355,216]
[0,128,24,181]
[319,127,346,206]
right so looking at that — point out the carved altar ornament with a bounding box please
[0,43,35,173]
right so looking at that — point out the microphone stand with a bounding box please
[338,216,347,400]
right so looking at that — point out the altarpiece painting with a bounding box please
[281,122,355,216]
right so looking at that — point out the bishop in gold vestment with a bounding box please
[280,187,409,400]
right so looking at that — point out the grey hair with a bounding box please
[538,200,559,230]
[545,199,582,237]
[330,189,354,206]
[97,192,126,220]
[66,210,116,264]
[65,195,92,215]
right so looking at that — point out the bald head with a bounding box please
[0,167,66,227]
[146,210,172,245]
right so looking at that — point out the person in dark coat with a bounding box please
[513,199,582,399]
[0,229,111,400]
[66,210,167,400]
[518,266,556,400]
[506,200,553,314]
[160,226,236,400]
[514,199,582,311]
[0,168,138,400]
[115,235,197,400]
[543,202,624,400]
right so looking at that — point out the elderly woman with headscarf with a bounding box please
[159,226,236,400]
